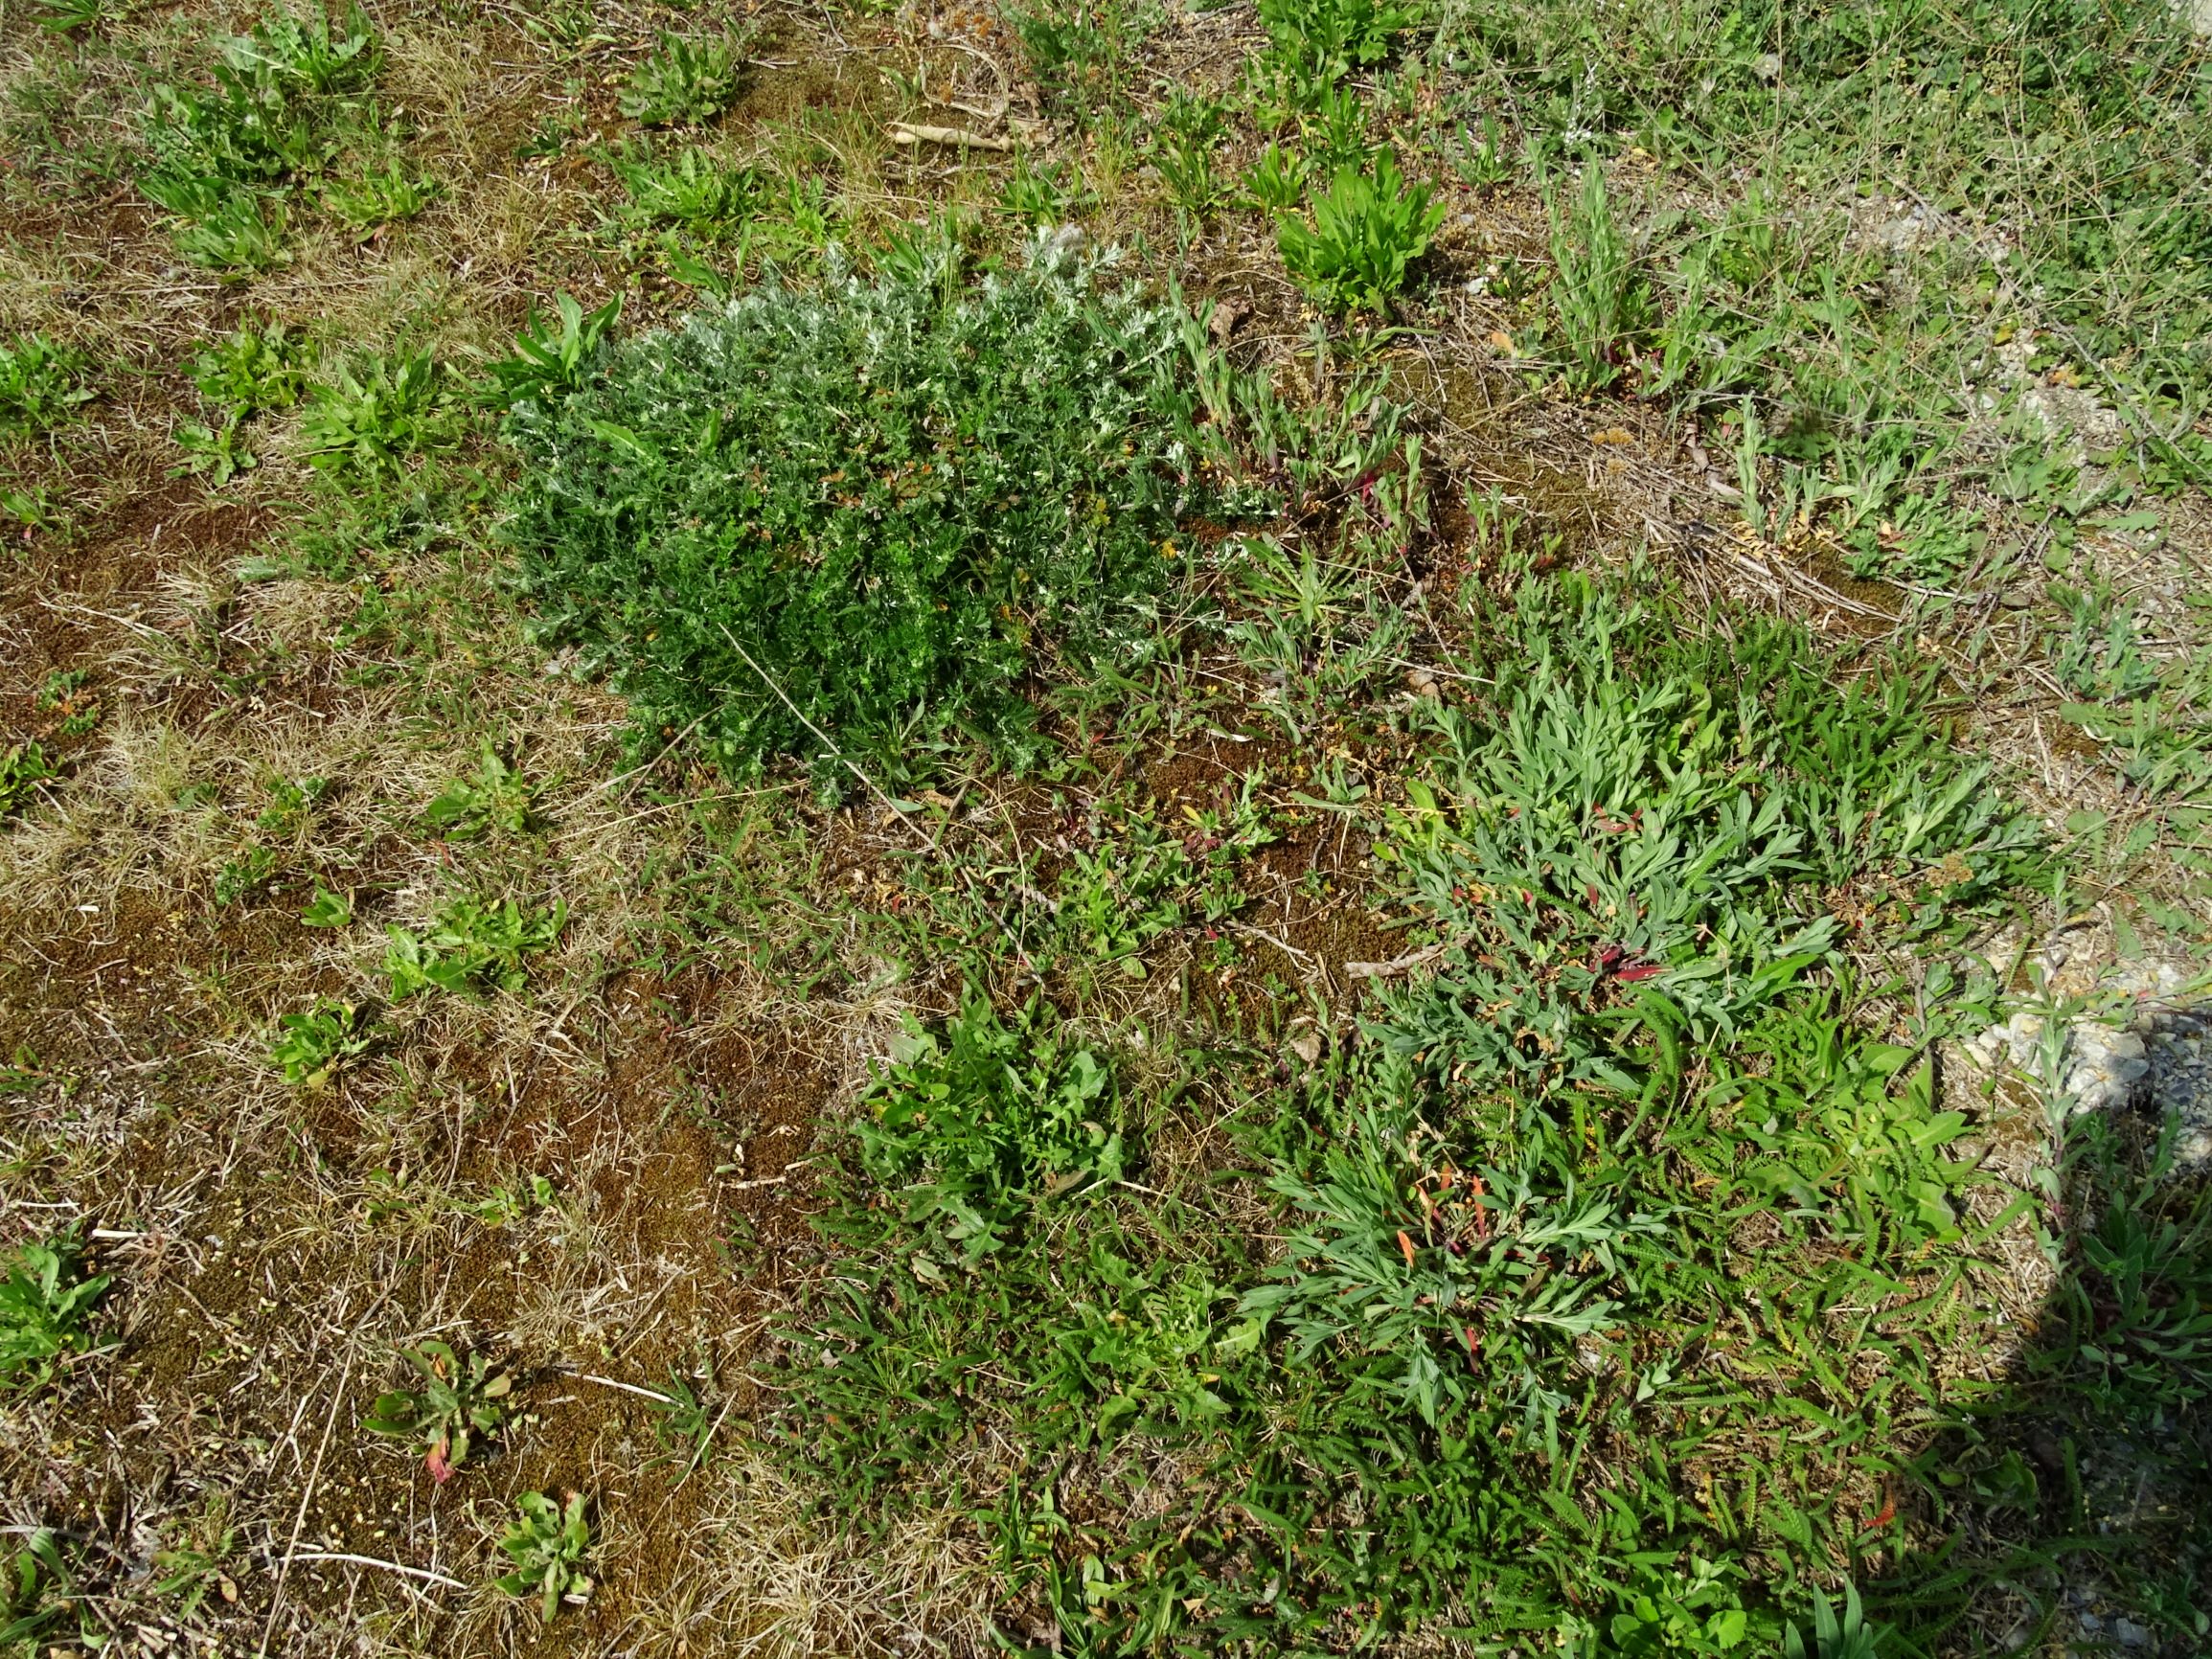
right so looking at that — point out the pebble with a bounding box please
[1960,926,2212,1173]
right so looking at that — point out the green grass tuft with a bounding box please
[505,234,1217,788]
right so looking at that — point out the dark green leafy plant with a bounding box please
[492,1491,591,1621]
[364,1339,513,1481]
[422,741,536,837]
[1007,0,1161,118]
[505,234,1211,787]
[604,140,756,232]
[33,670,99,738]
[645,1365,720,1473]
[855,992,1125,1264]
[382,896,565,999]
[1277,149,1443,313]
[218,4,379,96]
[300,886,353,926]
[176,323,307,482]
[1548,164,1648,394]
[321,161,439,235]
[1373,572,2043,1098]
[0,1532,80,1650]
[267,999,372,1086]
[0,743,57,821]
[1243,141,1306,212]
[191,322,307,411]
[170,186,289,272]
[138,5,379,267]
[0,334,93,438]
[1785,1583,1883,1659]
[485,293,622,412]
[0,1232,110,1389]
[151,1498,239,1620]
[1256,0,1416,94]
[619,31,750,125]
[1148,92,1225,218]
[1242,1073,1660,1435]
[300,350,459,479]
[34,0,125,32]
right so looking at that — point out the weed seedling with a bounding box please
[1548,163,1647,394]
[300,886,353,927]
[152,1496,239,1618]
[646,1364,720,1473]
[215,845,277,905]
[32,670,99,738]
[506,232,1212,786]
[382,896,566,999]
[487,293,621,413]
[322,161,440,236]
[0,1233,110,1390]
[1785,1583,1881,1659]
[1277,149,1443,313]
[1256,0,1414,89]
[0,334,93,437]
[492,1491,591,1620]
[177,325,308,483]
[299,351,459,479]
[268,999,372,1087]
[620,32,750,125]
[422,742,536,838]
[0,744,58,821]
[364,1339,513,1481]
[1243,142,1306,213]
[0,1532,80,1650]
[856,992,1125,1263]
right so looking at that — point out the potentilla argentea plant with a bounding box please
[503,231,1212,789]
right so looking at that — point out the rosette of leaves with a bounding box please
[503,229,1213,790]
[363,1339,513,1481]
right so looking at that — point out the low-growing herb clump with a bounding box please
[0,1232,110,1390]
[764,572,2085,1650]
[1276,148,1444,312]
[492,1491,591,1622]
[0,334,94,438]
[383,895,565,999]
[267,999,371,1086]
[364,1340,513,1481]
[505,232,1213,788]
[0,745,57,821]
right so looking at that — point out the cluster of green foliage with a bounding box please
[138,4,383,271]
[1256,0,1417,99]
[0,745,57,822]
[619,30,753,126]
[363,1339,513,1479]
[0,333,93,438]
[0,1530,95,1653]
[493,1491,592,1622]
[213,772,328,904]
[33,670,97,739]
[299,349,462,480]
[1276,148,1444,313]
[763,569,2201,1651]
[422,741,536,839]
[175,323,308,484]
[1373,571,2045,1098]
[1429,0,2212,568]
[854,994,1129,1265]
[382,895,566,999]
[0,1233,109,1390]
[267,998,370,1085]
[1007,0,1164,120]
[505,234,1215,789]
